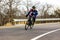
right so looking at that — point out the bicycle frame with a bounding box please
[25,16,34,30]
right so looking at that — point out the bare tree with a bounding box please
[38,4,53,18]
[55,8,60,18]
[43,4,52,18]
[0,0,22,25]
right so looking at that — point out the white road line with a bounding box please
[31,29,60,40]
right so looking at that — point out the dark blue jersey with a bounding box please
[26,9,38,18]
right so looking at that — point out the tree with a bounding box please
[0,0,21,25]
[36,3,54,18]
[55,9,60,18]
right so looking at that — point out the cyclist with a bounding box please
[26,6,38,25]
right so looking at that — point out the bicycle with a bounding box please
[25,16,34,30]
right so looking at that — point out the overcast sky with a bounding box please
[17,0,60,11]
[32,0,60,7]
[1,0,60,15]
[1,0,60,9]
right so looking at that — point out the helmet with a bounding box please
[32,6,36,9]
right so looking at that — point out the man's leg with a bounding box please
[32,17,36,25]
[28,16,32,25]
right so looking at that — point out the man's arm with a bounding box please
[26,11,30,17]
[26,9,33,17]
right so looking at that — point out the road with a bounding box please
[0,23,60,40]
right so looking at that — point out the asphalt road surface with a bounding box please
[0,23,60,40]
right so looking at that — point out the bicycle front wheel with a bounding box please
[25,24,29,30]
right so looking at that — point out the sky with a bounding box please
[18,0,60,11]
[1,0,60,16]
[31,0,60,8]
[1,0,60,10]
[16,0,60,15]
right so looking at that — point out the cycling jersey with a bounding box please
[26,9,38,18]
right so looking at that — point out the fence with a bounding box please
[13,18,60,24]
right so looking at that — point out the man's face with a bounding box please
[32,8,35,10]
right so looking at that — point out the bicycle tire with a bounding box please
[25,24,28,30]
